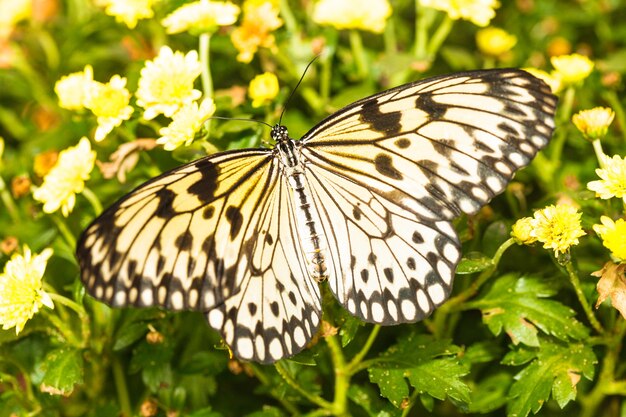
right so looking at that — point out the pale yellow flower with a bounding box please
[476,27,516,56]
[313,0,391,33]
[550,53,594,86]
[419,0,499,27]
[249,72,279,108]
[0,0,31,39]
[530,204,586,255]
[572,107,615,141]
[95,0,157,29]
[84,75,134,141]
[54,65,96,111]
[588,155,626,203]
[0,246,54,334]
[593,217,626,262]
[511,217,536,245]
[162,0,240,34]
[157,99,216,150]
[231,0,283,63]
[136,46,203,120]
[33,137,96,217]
[523,68,562,94]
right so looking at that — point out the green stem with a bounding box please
[250,364,300,414]
[47,292,91,343]
[591,139,606,167]
[564,261,604,334]
[400,388,421,417]
[50,215,77,249]
[426,15,454,59]
[279,0,299,34]
[433,238,516,338]
[199,33,213,98]
[601,90,626,143]
[547,86,576,177]
[82,187,103,216]
[414,3,435,59]
[383,17,398,55]
[320,54,332,107]
[349,30,368,80]
[274,361,332,409]
[0,176,20,222]
[346,325,380,374]
[112,355,132,416]
[325,335,350,416]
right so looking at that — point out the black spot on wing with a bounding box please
[360,100,402,134]
[225,206,243,238]
[155,188,176,218]
[416,93,447,119]
[395,138,411,149]
[374,154,403,180]
[188,159,219,204]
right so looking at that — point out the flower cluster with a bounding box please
[313,0,392,33]
[419,0,500,27]
[231,1,283,63]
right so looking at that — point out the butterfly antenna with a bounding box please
[278,55,321,126]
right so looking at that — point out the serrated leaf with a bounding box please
[468,372,512,413]
[348,384,400,417]
[39,347,84,396]
[457,252,494,274]
[461,341,503,366]
[467,274,589,345]
[113,321,149,351]
[507,340,597,417]
[368,334,470,408]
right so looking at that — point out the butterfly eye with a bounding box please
[77,69,557,363]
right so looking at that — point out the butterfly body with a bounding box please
[77,69,557,363]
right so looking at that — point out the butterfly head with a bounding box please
[271,124,290,144]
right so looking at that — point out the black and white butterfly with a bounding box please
[76,69,557,363]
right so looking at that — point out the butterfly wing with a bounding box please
[77,149,321,363]
[299,69,557,323]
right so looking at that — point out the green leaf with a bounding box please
[468,372,513,413]
[457,252,494,274]
[39,347,84,396]
[348,384,400,417]
[187,407,224,417]
[245,407,285,417]
[130,339,175,392]
[368,334,470,408]
[507,339,597,417]
[461,341,503,366]
[467,274,589,345]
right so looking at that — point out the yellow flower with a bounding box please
[588,154,626,203]
[419,0,499,27]
[313,0,391,33]
[162,0,240,35]
[231,0,283,63]
[249,72,279,108]
[523,68,562,94]
[593,217,626,261]
[476,27,516,56]
[136,46,202,120]
[572,107,615,141]
[511,217,537,245]
[157,99,216,150]
[84,75,134,141]
[530,204,586,255]
[0,246,54,334]
[95,0,157,29]
[0,0,31,39]
[550,53,594,86]
[32,137,96,217]
[54,65,96,111]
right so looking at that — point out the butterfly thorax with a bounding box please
[273,124,329,282]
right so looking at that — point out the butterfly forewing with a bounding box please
[77,68,557,364]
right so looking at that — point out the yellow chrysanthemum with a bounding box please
[476,27,516,56]
[136,46,202,120]
[523,68,562,94]
[95,0,157,29]
[419,0,499,27]
[572,107,615,141]
[313,0,391,33]
[550,53,594,86]
[0,246,54,334]
[588,154,626,203]
[162,0,240,34]
[231,1,283,63]
[54,65,96,111]
[32,137,96,217]
[84,75,134,141]
[511,217,537,245]
[0,0,31,39]
[530,204,586,255]
[593,217,626,261]
[249,72,279,108]
[157,99,216,151]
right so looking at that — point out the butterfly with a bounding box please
[76,69,557,363]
